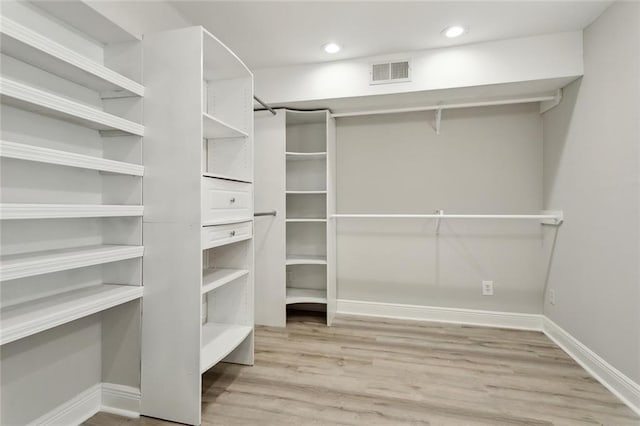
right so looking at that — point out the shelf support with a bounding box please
[434,106,443,135]
[435,209,444,235]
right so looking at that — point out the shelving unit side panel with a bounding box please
[140,222,201,425]
[253,110,287,327]
[142,27,203,225]
[326,114,337,325]
[141,27,204,426]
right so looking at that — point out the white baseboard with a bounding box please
[25,383,140,425]
[542,317,640,416]
[28,383,102,426]
[101,383,141,418]
[337,299,544,331]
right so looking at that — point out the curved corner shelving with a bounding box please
[202,268,249,294]
[0,284,143,345]
[0,204,143,219]
[203,113,248,139]
[0,140,144,176]
[0,77,144,136]
[285,255,327,266]
[200,322,252,373]
[286,288,327,305]
[0,17,144,97]
[0,245,144,282]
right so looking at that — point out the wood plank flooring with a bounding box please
[85,311,639,425]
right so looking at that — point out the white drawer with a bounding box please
[202,221,253,249]
[202,178,252,225]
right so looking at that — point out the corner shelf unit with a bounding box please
[254,108,336,328]
[0,2,145,424]
[142,26,254,425]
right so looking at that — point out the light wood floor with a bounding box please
[86,311,639,425]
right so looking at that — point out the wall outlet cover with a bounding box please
[482,280,494,296]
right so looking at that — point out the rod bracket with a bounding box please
[435,209,444,234]
[540,89,563,114]
[434,106,443,135]
[541,210,564,226]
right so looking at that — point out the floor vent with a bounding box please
[370,59,411,85]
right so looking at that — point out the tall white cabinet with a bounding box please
[0,2,145,424]
[141,27,254,425]
[255,109,336,327]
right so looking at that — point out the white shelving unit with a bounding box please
[142,26,254,425]
[0,2,145,425]
[254,109,336,327]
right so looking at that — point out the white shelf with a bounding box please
[286,255,327,265]
[0,244,144,282]
[203,112,248,139]
[200,323,252,373]
[202,172,252,184]
[286,190,327,195]
[202,217,252,227]
[0,203,143,220]
[0,17,144,97]
[0,284,143,345]
[286,218,327,223]
[286,152,327,161]
[286,288,327,305]
[0,140,144,176]
[32,1,140,44]
[202,268,249,295]
[0,77,144,136]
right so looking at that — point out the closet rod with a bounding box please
[254,210,277,217]
[331,95,556,118]
[332,212,563,224]
[254,95,276,115]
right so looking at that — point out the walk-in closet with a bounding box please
[1,1,638,425]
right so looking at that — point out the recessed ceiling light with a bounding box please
[323,42,341,54]
[442,25,467,38]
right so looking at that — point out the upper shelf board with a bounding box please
[285,109,329,125]
[202,27,252,81]
[0,17,144,97]
[32,1,141,43]
[203,112,248,139]
[0,140,144,176]
[0,77,145,136]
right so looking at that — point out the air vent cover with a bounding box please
[370,59,411,85]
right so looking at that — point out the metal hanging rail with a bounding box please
[253,95,276,115]
[332,211,563,225]
[254,210,277,217]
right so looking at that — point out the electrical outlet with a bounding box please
[482,280,494,296]
[549,289,556,305]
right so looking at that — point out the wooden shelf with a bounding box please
[0,244,144,282]
[0,140,144,176]
[286,255,327,266]
[202,268,249,295]
[286,288,327,305]
[0,203,143,219]
[286,152,327,161]
[200,323,252,373]
[203,113,248,139]
[0,17,144,97]
[286,190,327,195]
[286,218,327,223]
[0,77,144,136]
[202,172,251,184]
[0,284,143,345]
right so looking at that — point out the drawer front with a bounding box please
[202,178,252,225]
[202,221,253,249]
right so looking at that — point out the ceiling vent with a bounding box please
[370,59,411,85]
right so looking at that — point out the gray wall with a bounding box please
[336,104,545,313]
[542,1,640,383]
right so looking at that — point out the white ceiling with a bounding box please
[170,1,611,70]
